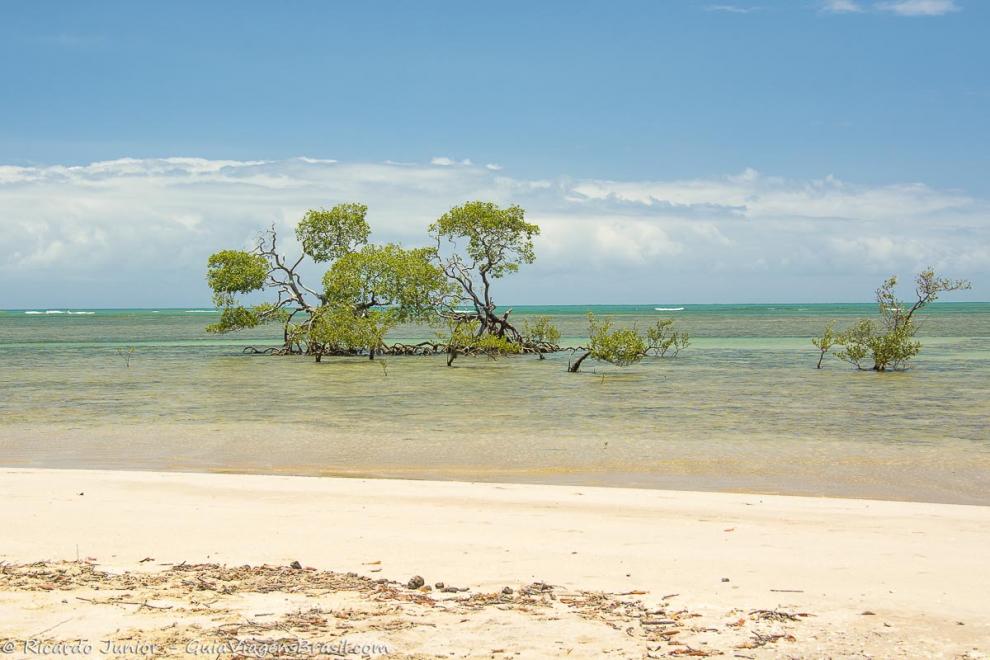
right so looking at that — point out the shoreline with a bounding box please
[5,460,990,508]
[2,467,988,657]
[5,423,989,507]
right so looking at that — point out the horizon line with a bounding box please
[3,301,988,312]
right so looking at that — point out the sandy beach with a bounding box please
[5,0,989,657]
[0,468,987,658]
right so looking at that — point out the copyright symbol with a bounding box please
[1,640,16,653]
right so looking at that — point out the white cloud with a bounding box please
[821,0,864,13]
[430,156,473,166]
[0,157,986,306]
[822,0,960,15]
[876,0,959,16]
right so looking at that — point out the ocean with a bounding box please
[1,304,988,504]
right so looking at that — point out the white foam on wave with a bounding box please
[25,310,96,315]
[654,307,684,312]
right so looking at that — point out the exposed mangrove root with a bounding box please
[242,346,291,355]
[243,340,564,359]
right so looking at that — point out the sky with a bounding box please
[0,0,987,306]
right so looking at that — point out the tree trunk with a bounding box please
[568,351,591,373]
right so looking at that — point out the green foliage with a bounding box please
[442,319,479,353]
[315,242,453,358]
[206,250,268,294]
[442,319,522,365]
[588,315,648,367]
[812,321,840,369]
[876,269,971,333]
[307,305,394,358]
[819,267,971,371]
[834,321,871,369]
[473,332,522,357]
[429,202,539,279]
[522,316,561,346]
[252,302,292,325]
[428,201,540,344]
[206,303,291,335]
[208,306,261,333]
[569,314,689,372]
[444,319,522,355]
[835,318,921,371]
[205,203,434,347]
[295,203,371,263]
[646,319,690,357]
[323,244,452,322]
[812,322,839,353]
[205,250,281,334]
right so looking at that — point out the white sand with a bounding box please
[1,468,988,657]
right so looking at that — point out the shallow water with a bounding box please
[1,304,988,504]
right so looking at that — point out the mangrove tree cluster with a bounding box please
[206,201,687,371]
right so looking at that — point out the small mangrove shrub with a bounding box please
[814,268,971,371]
[568,313,688,373]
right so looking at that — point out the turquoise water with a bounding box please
[1,304,989,504]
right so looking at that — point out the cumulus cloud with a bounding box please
[0,157,986,306]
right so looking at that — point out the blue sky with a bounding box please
[1,0,987,306]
